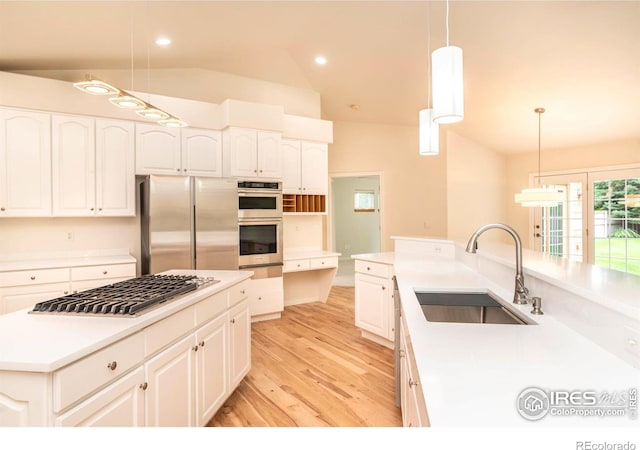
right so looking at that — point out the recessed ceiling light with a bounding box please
[314,55,327,65]
[155,37,172,46]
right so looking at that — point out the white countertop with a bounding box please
[0,270,252,373]
[0,249,136,271]
[358,251,639,427]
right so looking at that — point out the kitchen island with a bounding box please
[0,269,252,427]
[354,237,640,427]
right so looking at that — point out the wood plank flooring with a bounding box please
[208,286,402,427]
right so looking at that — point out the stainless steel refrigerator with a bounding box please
[139,175,238,274]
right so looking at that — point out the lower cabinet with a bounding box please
[353,259,394,347]
[0,281,251,427]
[247,276,283,321]
[399,315,429,427]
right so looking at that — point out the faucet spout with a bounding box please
[465,223,529,305]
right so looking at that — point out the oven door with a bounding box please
[238,191,282,219]
[238,218,283,269]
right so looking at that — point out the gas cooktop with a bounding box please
[30,274,219,317]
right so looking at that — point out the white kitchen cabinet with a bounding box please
[145,334,196,427]
[228,299,251,388]
[247,276,283,321]
[0,283,70,315]
[181,128,223,177]
[54,367,146,427]
[52,114,96,216]
[399,317,429,427]
[135,123,182,175]
[0,108,51,217]
[281,139,328,195]
[195,313,228,426]
[223,127,282,179]
[354,259,394,348]
[53,116,135,217]
[95,119,135,216]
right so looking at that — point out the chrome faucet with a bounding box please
[465,223,529,305]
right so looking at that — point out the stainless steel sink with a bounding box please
[414,291,533,325]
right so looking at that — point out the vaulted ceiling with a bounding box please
[1,1,638,154]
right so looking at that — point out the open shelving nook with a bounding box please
[283,194,326,214]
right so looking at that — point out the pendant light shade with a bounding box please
[431,45,464,124]
[73,79,119,96]
[109,94,146,109]
[515,107,563,207]
[419,109,439,155]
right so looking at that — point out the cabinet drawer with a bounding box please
[355,260,391,278]
[228,280,249,308]
[309,257,338,269]
[284,259,310,272]
[0,268,69,287]
[145,306,195,357]
[53,331,145,413]
[195,291,228,327]
[70,263,136,281]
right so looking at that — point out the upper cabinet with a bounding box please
[135,124,222,177]
[281,139,328,195]
[222,127,282,179]
[95,119,135,216]
[52,115,135,217]
[0,108,52,217]
[135,124,181,175]
[181,128,223,177]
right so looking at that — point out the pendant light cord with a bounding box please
[130,5,134,91]
[445,0,450,46]
[537,110,542,180]
[427,1,431,107]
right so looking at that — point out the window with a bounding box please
[354,190,375,212]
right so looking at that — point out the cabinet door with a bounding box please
[257,131,282,179]
[52,115,95,216]
[54,367,145,427]
[228,299,251,389]
[354,273,391,339]
[226,127,257,178]
[195,314,228,426]
[0,108,51,217]
[0,282,70,315]
[145,335,196,427]
[247,276,284,317]
[300,142,328,194]
[96,119,135,216]
[182,128,222,177]
[281,139,301,193]
[135,123,181,175]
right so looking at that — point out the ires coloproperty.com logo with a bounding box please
[516,386,638,421]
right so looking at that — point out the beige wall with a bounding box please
[328,121,447,252]
[15,68,321,119]
[446,132,508,243]
[506,139,640,248]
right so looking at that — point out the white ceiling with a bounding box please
[0,1,638,154]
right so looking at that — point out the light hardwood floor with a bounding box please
[209,286,402,427]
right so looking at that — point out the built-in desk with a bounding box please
[283,250,340,306]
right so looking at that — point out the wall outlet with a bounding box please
[624,326,640,358]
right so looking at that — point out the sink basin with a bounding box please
[414,291,533,325]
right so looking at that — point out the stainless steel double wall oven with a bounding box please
[237,180,283,278]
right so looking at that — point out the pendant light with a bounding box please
[419,1,439,155]
[515,108,564,207]
[431,0,464,124]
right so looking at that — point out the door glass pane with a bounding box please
[592,177,640,276]
[539,182,584,261]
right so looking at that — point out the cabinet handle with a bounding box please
[259,169,263,173]
[139,382,148,391]
[193,345,199,352]
[367,267,371,271]
[30,276,36,280]
[409,378,419,388]
[90,208,94,211]
[107,361,117,371]
[230,318,236,324]
[98,208,102,211]
[240,289,245,295]
[73,290,78,294]
[64,291,69,295]
[0,207,5,211]
[183,169,187,172]
[103,271,108,275]
[321,261,325,265]
[258,297,262,301]
[199,341,205,347]
[176,168,181,172]
[382,286,386,290]
[254,169,258,173]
